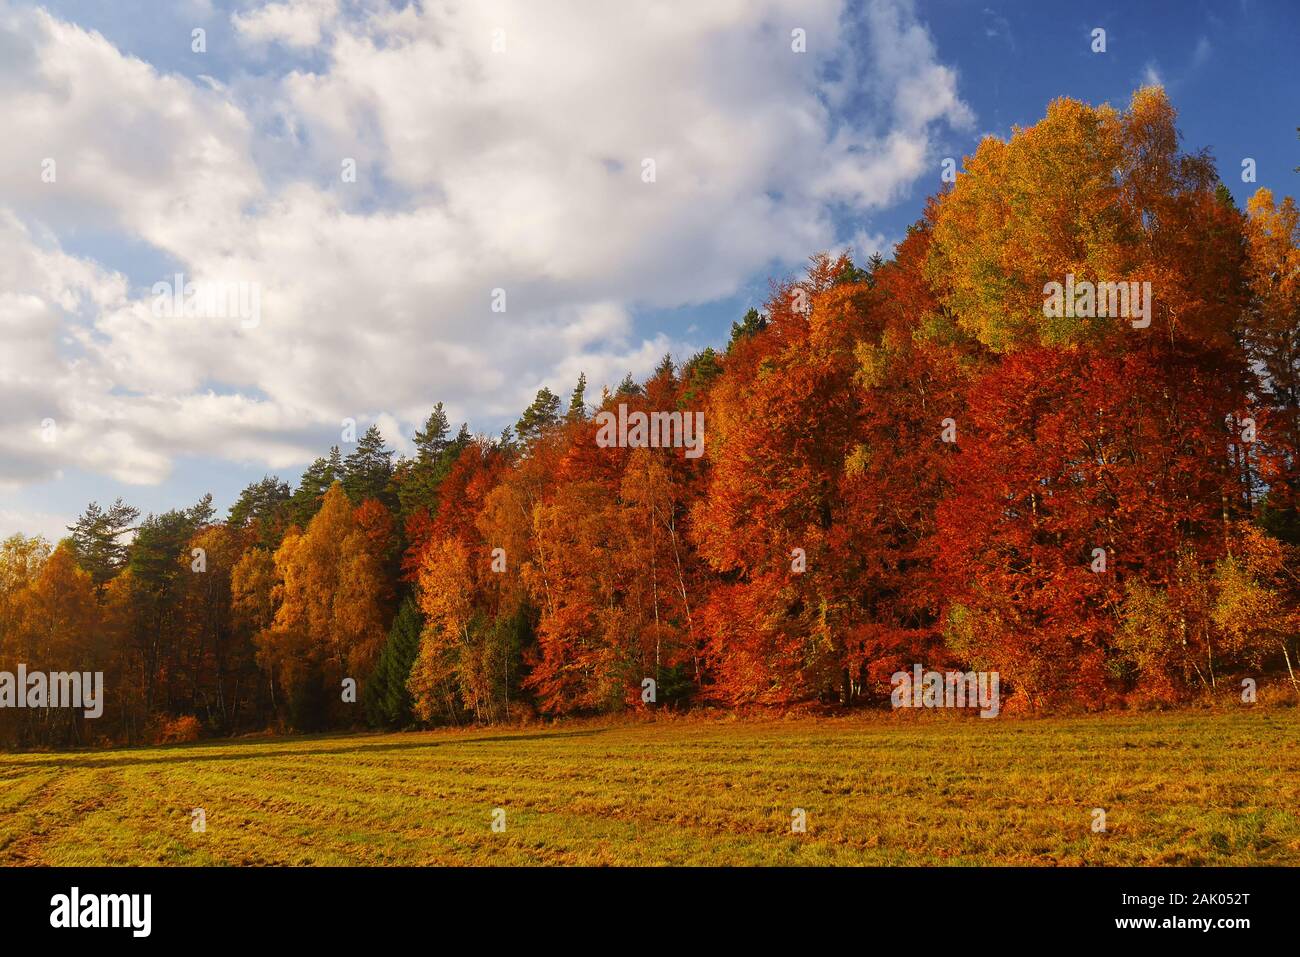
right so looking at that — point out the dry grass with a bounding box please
[1,708,1296,865]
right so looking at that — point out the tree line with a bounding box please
[2,88,1298,748]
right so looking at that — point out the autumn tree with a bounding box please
[409,437,522,723]
[175,524,258,733]
[231,545,280,717]
[2,545,104,746]
[1244,188,1300,540]
[692,254,873,705]
[259,484,391,729]
[927,88,1250,707]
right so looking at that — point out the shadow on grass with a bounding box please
[8,728,612,770]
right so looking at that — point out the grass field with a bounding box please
[1,709,1297,866]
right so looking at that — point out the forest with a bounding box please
[3,88,1298,748]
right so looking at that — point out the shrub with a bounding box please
[153,715,202,745]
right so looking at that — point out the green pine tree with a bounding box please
[680,347,724,405]
[289,448,343,526]
[343,425,394,504]
[615,372,643,397]
[129,499,209,591]
[514,387,562,446]
[567,373,588,421]
[397,410,471,521]
[364,597,424,728]
[727,308,768,351]
[413,403,451,462]
[227,475,291,545]
[832,254,872,286]
[68,498,140,588]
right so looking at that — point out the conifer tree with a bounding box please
[514,388,562,447]
[68,498,139,589]
[363,596,423,727]
[567,373,588,421]
[290,448,343,526]
[343,425,395,505]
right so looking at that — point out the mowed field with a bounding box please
[1,709,1297,866]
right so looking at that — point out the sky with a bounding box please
[1,0,1297,542]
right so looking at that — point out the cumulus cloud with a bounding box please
[0,7,259,251]
[233,0,339,48]
[0,0,972,517]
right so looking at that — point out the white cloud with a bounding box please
[848,229,893,263]
[0,0,972,509]
[232,0,339,48]
[0,8,260,254]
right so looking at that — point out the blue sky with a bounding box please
[1,0,1296,541]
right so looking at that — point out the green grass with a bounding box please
[1,709,1296,865]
